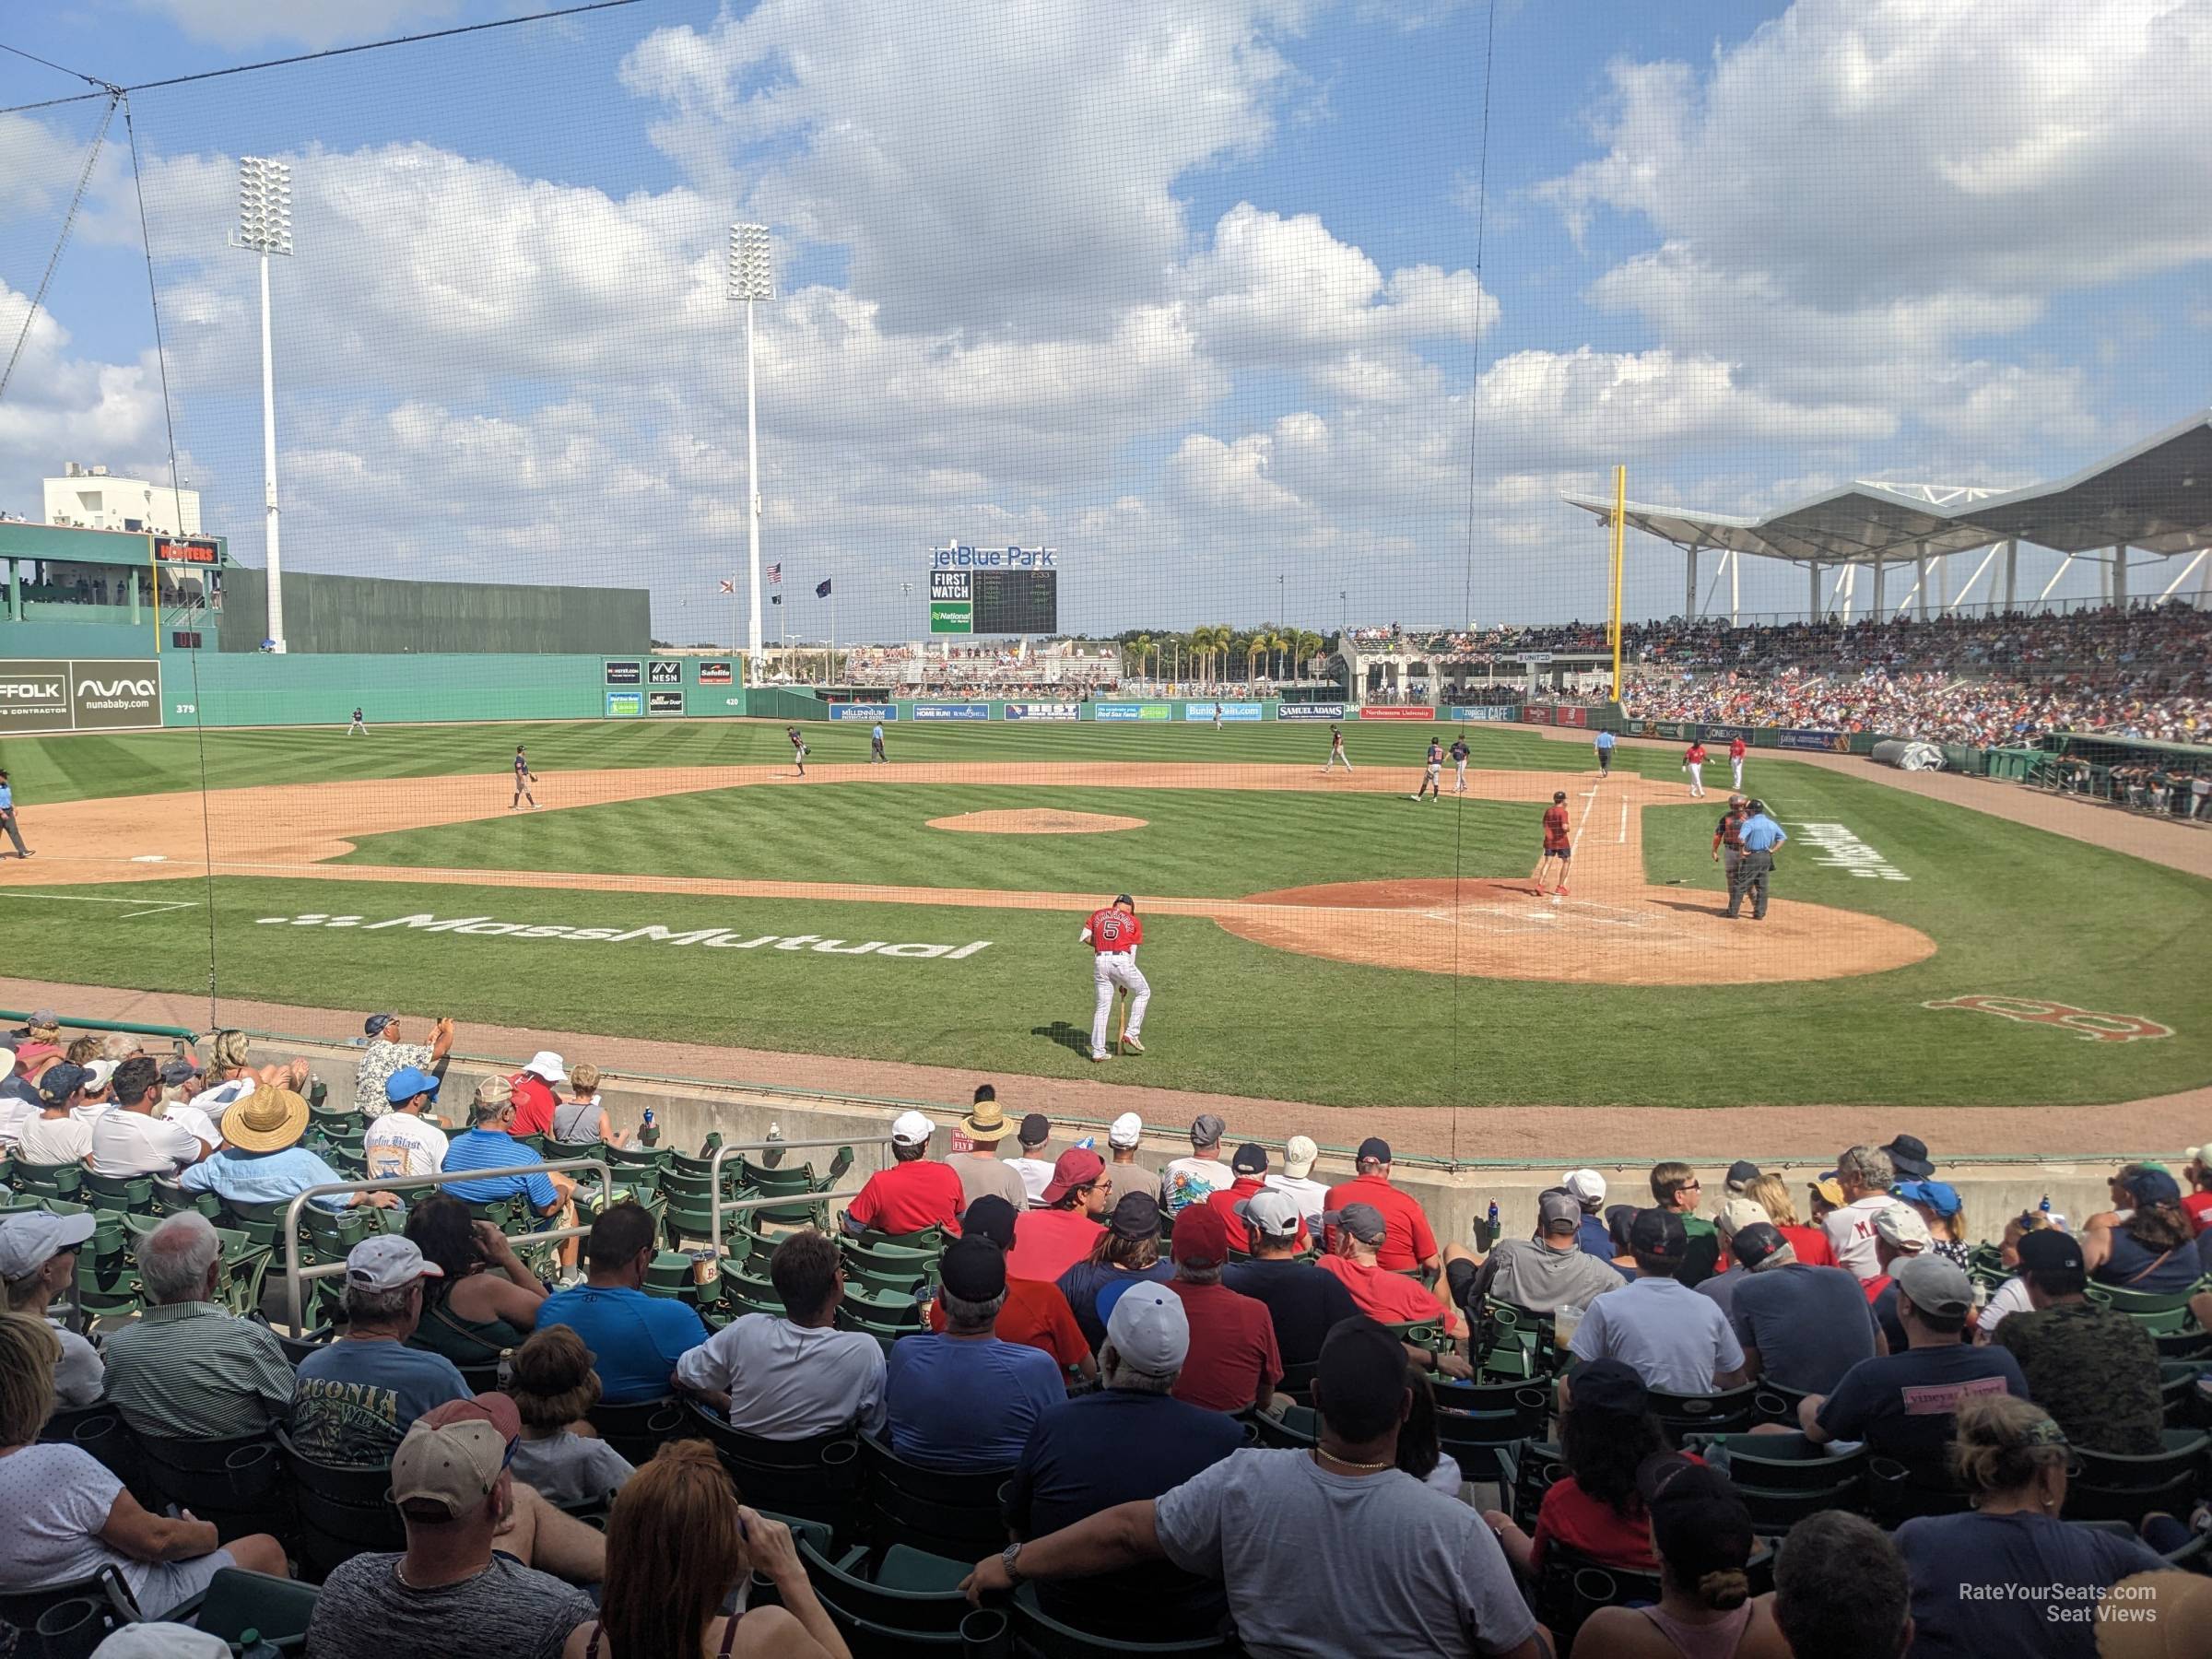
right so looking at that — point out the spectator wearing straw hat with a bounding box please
[0,1211,104,1406]
[179,1087,400,1212]
[955,1087,1034,1213]
[842,1111,965,1238]
[1265,1135,1331,1230]
[291,1237,469,1466]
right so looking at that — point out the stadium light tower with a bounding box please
[727,223,774,678]
[229,157,293,653]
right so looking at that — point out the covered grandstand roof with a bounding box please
[1563,408,2212,564]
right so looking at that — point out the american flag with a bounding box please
[767,563,782,584]
[717,579,735,594]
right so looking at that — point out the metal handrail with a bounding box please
[278,1157,615,1333]
[707,1135,897,1245]
[0,1010,198,1041]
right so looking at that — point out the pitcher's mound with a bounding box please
[928,809,1148,836]
[1219,877,1935,985]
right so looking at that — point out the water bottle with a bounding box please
[2040,1194,2051,1218]
[639,1108,660,1148]
[237,1631,283,1659]
[764,1120,785,1170]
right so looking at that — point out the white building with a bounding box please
[42,463,201,536]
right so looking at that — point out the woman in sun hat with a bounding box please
[177,1088,399,1214]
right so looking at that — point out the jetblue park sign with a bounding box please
[255,911,994,960]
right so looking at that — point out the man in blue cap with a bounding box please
[1724,798,1788,920]
[365,1066,450,1179]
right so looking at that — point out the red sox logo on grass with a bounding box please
[1923,994,2172,1043]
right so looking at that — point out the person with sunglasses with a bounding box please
[1649,1161,1722,1287]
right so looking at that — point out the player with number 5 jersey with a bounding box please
[1079,893,1150,1064]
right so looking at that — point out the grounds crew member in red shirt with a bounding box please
[842,1110,964,1238]
[1712,794,1747,893]
[1324,1137,1441,1278]
[1080,893,1150,1064]
[1204,1145,1310,1256]
[1536,790,1572,897]
[1160,1204,1281,1413]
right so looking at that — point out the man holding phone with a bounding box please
[354,1010,456,1115]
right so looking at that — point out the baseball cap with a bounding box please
[1894,1254,1974,1321]
[1724,1159,1761,1191]
[520,1051,565,1083]
[1314,1317,1410,1433]
[1715,1196,1771,1237]
[392,1394,522,1517]
[1730,1222,1794,1272]
[1041,1147,1105,1206]
[938,1235,1007,1302]
[1108,1191,1161,1240]
[1230,1143,1268,1176]
[1895,1179,1961,1218]
[2124,1168,2183,1207]
[1629,1207,1688,1262]
[347,1235,444,1291]
[1236,1190,1304,1241]
[36,1063,90,1105]
[961,1194,1018,1252]
[1808,1174,1845,1207]
[364,1013,397,1036]
[0,1211,98,1280]
[889,1110,934,1147]
[1563,1168,1606,1205]
[80,1059,118,1093]
[1113,892,1135,909]
[1357,1136,1392,1164]
[1537,1191,1583,1233]
[1324,1201,1388,1246]
[28,1009,57,1028]
[158,1055,201,1088]
[1881,1134,1935,1179]
[93,1627,230,1659]
[1282,1135,1319,1179]
[1171,1203,1232,1266]
[1189,1113,1226,1148]
[1566,1358,1647,1418]
[1872,1204,1932,1252]
[2018,1230,2086,1277]
[1109,1112,1144,1150]
[1018,1112,1052,1147]
[385,1065,441,1105]
[1104,1283,1189,1376]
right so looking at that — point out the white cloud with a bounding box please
[0,285,178,500]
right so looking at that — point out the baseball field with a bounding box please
[0,716,2206,1115]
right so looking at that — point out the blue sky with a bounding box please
[3,0,2207,641]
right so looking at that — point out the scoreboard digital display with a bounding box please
[973,568,1056,635]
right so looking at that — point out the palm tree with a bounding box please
[1292,629,1324,681]
[1248,629,1282,684]
[1199,623,1233,684]
[1125,634,1153,681]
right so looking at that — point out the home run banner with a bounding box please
[912,702,992,721]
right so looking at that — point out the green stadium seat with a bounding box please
[859,1434,1014,1561]
[80,1170,154,1214]
[9,1158,82,1200]
[165,1568,320,1654]
[2066,1430,2210,1527]
[1645,1383,1759,1444]
[688,1405,865,1536]
[1010,1589,1239,1656]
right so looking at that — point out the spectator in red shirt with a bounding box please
[1161,1205,1281,1414]
[1006,1149,1112,1285]
[841,1111,964,1239]
[928,1195,1095,1385]
[1323,1137,1441,1277]
[1317,1203,1464,1338]
[1744,1173,1837,1268]
[2183,1146,2212,1238]
[1481,1359,1676,1576]
[1204,1145,1309,1256]
[507,1052,564,1139]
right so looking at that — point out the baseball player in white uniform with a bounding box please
[1080,893,1150,1063]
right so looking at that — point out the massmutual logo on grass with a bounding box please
[254,912,993,960]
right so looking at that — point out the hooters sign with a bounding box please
[1923,995,2173,1043]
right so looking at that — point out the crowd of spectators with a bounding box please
[7,1018,2212,1655]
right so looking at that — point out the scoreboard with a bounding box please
[928,552,1057,635]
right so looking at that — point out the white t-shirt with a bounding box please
[1006,1156,1057,1206]
[163,1101,221,1150]
[89,1110,206,1178]
[1159,1156,1236,1215]
[0,1096,33,1146]
[14,1113,93,1166]
[50,1318,103,1409]
[673,1312,888,1440]
[0,1442,149,1599]
[1153,1449,1535,1658]
[364,1112,451,1180]
[1264,1172,1333,1229]
[1824,1195,1902,1281]
[1978,1275,2033,1337]
[1569,1275,1746,1394]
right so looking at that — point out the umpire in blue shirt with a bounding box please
[1725,799,1788,920]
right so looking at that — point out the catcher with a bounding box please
[1079,892,1150,1063]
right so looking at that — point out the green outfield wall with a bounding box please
[217,568,651,656]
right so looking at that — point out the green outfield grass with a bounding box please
[1,714,1648,806]
[1,725,2205,1110]
[333,784,1535,896]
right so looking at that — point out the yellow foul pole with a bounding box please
[1608,465,1626,703]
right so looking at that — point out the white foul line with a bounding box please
[1618,799,1628,843]
[0,893,196,915]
